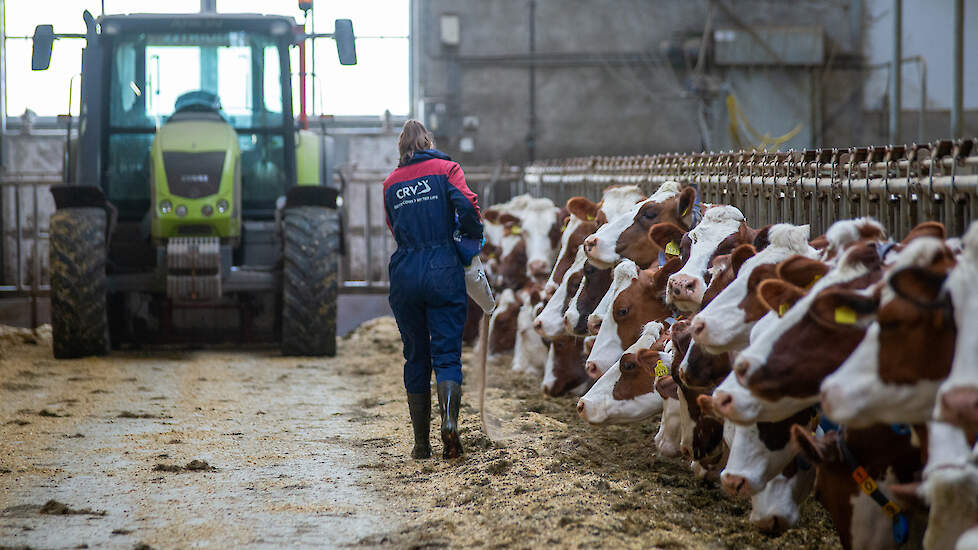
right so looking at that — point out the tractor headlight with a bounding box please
[175,205,188,217]
[201,204,214,217]
[216,199,229,213]
[159,200,173,214]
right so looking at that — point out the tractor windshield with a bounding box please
[106,31,290,216]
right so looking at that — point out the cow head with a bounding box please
[512,198,562,280]
[488,288,520,355]
[576,322,665,424]
[584,182,691,269]
[585,258,679,378]
[563,261,613,336]
[821,237,958,427]
[533,246,586,338]
[541,335,589,397]
[747,460,817,535]
[657,205,752,314]
[512,286,548,375]
[545,197,601,295]
[691,224,816,353]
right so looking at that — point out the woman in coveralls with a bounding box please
[383,120,483,459]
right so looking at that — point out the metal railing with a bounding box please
[525,139,978,240]
[0,172,59,327]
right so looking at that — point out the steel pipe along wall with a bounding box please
[523,138,978,240]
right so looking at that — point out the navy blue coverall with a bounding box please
[383,149,483,394]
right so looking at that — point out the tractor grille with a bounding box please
[163,151,225,199]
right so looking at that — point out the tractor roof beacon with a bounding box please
[32,10,357,358]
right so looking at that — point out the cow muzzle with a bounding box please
[668,274,702,306]
[528,259,550,278]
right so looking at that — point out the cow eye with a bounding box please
[642,209,659,219]
[615,307,629,318]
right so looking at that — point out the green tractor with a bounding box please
[32,10,356,358]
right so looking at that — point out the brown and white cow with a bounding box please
[534,247,587,338]
[562,261,614,336]
[791,424,927,550]
[820,236,958,427]
[576,321,666,424]
[584,258,680,378]
[584,181,695,269]
[691,223,817,353]
[541,334,589,397]
[936,221,978,435]
[651,205,755,314]
[512,287,548,375]
[713,243,885,425]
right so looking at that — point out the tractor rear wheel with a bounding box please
[281,206,340,356]
[49,207,110,358]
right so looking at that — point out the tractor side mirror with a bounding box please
[334,19,357,66]
[32,24,55,71]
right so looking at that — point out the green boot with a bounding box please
[437,381,463,459]
[406,392,431,459]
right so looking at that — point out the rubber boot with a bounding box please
[437,380,463,459]
[406,392,431,459]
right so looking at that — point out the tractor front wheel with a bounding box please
[49,207,110,358]
[281,206,340,356]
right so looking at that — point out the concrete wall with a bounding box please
[414,0,871,164]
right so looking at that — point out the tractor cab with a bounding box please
[32,10,355,358]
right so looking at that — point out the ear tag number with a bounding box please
[665,241,680,256]
[510,225,522,235]
[778,303,788,317]
[654,360,668,377]
[834,306,857,325]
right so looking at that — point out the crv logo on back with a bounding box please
[396,179,432,200]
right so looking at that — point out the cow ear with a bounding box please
[752,224,773,251]
[649,223,686,254]
[777,255,830,289]
[790,424,831,464]
[809,234,829,251]
[889,266,947,304]
[652,257,683,291]
[498,212,521,226]
[484,208,501,224]
[677,187,697,222]
[566,196,599,221]
[730,244,757,276]
[655,375,679,399]
[901,221,946,244]
[756,279,805,317]
[808,287,879,329]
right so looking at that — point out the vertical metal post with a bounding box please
[951,0,964,138]
[919,57,926,142]
[889,0,902,144]
[31,183,39,328]
[310,9,316,118]
[527,0,536,163]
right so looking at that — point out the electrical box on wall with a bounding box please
[714,26,823,66]
[440,14,460,47]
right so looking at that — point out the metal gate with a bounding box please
[524,138,978,240]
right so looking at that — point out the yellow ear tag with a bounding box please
[805,274,822,290]
[834,306,857,325]
[682,205,691,217]
[665,241,680,256]
[778,303,788,317]
[586,214,595,221]
[654,360,668,377]
[510,225,522,235]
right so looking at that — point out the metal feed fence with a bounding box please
[524,139,978,240]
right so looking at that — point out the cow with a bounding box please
[487,288,520,356]
[512,287,548,375]
[534,247,587,338]
[541,334,589,397]
[919,421,978,550]
[562,261,613,336]
[691,223,817,353]
[820,236,958,427]
[575,321,665,424]
[670,320,731,464]
[791,424,927,550]
[713,242,885,425]
[651,205,755,314]
[584,181,695,269]
[936,221,978,435]
[748,462,817,534]
[544,186,645,295]
[584,258,680,378]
